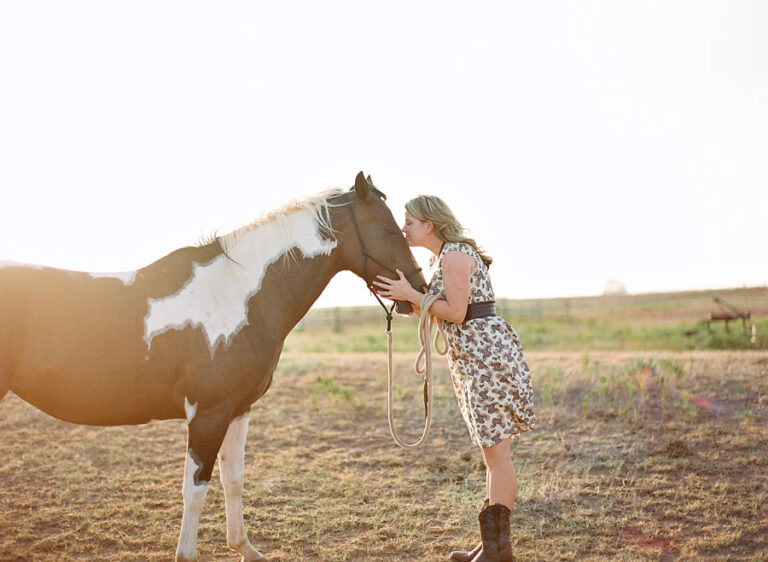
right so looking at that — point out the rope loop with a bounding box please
[386,293,448,449]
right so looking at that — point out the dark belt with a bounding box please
[464,301,496,322]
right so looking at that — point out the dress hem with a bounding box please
[472,424,535,449]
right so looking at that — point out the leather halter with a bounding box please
[345,202,423,329]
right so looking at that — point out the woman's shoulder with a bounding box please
[443,241,480,258]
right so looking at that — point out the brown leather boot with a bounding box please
[470,503,514,562]
[449,499,488,561]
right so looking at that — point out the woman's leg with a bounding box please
[481,437,517,509]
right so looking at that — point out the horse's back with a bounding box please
[0,260,279,426]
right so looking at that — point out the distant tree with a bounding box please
[603,280,628,296]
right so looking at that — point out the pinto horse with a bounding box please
[0,172,426,561]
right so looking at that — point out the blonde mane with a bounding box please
[214,188,346,258]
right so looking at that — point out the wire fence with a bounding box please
[295,287,768,331]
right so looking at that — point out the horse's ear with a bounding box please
[366,174,374,186]
[354,171,371,201]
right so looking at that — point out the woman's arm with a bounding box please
[426,251,474,323]
[372,250,474,323]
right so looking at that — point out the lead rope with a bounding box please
[386,292,448,449]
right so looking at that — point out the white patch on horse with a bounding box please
[176,450,210,561]
[143,207,337,355]
[184,397,198,424]
[89,270,138,285]
[218,413,263,559]
[0,261,44,270]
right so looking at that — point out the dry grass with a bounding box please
[1,351,767,561]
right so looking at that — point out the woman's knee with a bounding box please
[481,438,513,470]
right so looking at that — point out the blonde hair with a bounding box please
[405,195,492,267]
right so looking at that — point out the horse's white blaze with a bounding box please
[143,208,336,355]
[176,451,210,561]
[89,270,138,285]
[184,397,197,424]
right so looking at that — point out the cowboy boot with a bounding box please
[449,499,488,561]
[470,503,514,562]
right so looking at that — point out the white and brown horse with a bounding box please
[0,172,425,561]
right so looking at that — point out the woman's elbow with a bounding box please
[448,309,467,324]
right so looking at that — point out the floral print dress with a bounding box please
[428,242,536,448]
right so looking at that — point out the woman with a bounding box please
[373,195,536,562]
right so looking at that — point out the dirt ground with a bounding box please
[1,351,766,561]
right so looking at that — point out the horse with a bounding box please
[0,172,426,561]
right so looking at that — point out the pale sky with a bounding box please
[1,1,765,308]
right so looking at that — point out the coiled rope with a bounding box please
[386,292,448,449]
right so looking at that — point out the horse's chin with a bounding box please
[395,300,413,315]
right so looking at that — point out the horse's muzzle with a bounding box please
[395,300,414,315]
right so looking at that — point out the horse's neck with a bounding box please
[222,209,342,341]
[253,252,340,340]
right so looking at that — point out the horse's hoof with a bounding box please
[234,543,265,561]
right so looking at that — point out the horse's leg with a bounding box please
[176,412,231,562]
[218,411,264,561]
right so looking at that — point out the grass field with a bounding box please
[1,350,766,560]
[288,287,768,353]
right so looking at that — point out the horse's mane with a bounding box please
[201,188,347,258]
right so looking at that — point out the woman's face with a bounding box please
[402,211,431,247]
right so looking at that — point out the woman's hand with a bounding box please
[372,269,422,306]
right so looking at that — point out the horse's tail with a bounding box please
[0,263,27,401]
[0,267,13,400]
